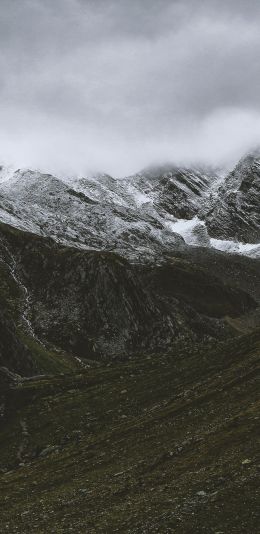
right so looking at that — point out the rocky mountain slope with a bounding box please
[0,152,259,532]
[0,167,185,261]
[0,221,258,374]
[204,152,260,244]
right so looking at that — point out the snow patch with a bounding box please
[166,217,208,246]
[210,238,260,258]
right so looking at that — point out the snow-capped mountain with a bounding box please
[0,167,185,261]
[0,154,259,260]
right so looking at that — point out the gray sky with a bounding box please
[1,0,260,176]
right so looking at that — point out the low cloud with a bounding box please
[1,0,260,176]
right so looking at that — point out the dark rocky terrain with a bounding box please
[0,153,259,532]
[205,153,260,243]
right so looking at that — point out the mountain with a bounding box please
[0,153,259,532]
[0,167,185,262]
[0,152,259,369]
[0,156,259,262]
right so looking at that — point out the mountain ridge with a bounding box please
[0,152,259,261]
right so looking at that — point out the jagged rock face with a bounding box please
[0,227,181,359]
[123,165,219,219]
[205,154,260,243]
[22,248,179,359]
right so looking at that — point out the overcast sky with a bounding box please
[1,0,260,176]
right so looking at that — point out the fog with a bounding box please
[1,0,260,176]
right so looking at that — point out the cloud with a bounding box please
[0,0,260,176]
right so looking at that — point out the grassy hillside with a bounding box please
[1,331,259,533]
